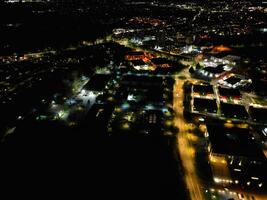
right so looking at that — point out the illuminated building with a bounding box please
[207,125,267,188]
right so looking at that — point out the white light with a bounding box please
[214,178,220,183]
[81,89,86,95]
[199,117,205,122]
[234,169,241,172]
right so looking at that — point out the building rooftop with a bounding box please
[193,84,214,95]
[208,125,266,161]
[221,102,249,120]
[203,65,225,74]
[249,106,267,124]
[150,57,169,65]
[218,87,241,98]
[193,98,217,113]
[225,76,242,85]
[131,59,147,66]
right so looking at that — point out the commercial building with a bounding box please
[249,106,267,124]
[196,64,228,80]
[192,84,214,98]
[218,86,242,102]
[218,74,252,89]
[207,125,267,188]
[193,98,218,114]
[220,102,249,120]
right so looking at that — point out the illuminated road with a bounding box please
[173,70,204,200]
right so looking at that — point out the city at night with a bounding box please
[1,0,267,199]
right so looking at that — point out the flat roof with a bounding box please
[131,59,146,66]
[218,87,241,97]
[221,103,249,120]
[208,125,266,160]
[204,65,225,74]
[193,98,217,113]
[249,107,267,124]
[225,76,241,85]
[83,74,111,91]
[193,84,214,95]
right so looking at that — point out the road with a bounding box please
[173,69,204,200]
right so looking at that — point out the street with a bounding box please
[173,69,204,200]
